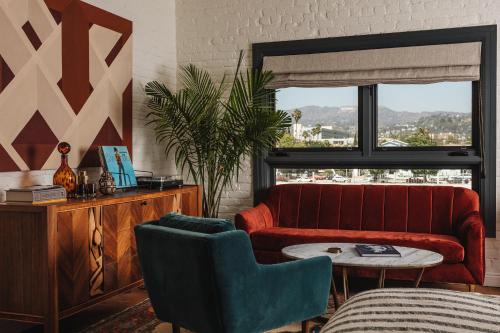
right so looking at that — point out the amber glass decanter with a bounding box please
[53,142,77,197]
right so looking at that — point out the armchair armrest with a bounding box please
[235,203,273,234]
[255,257,332,329]
[457,213,485,284]
[209,231,331,333]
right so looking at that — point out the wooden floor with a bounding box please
[1,279,499,333]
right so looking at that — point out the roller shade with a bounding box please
[263,42,481,88]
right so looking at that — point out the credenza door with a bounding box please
[57,209,91,309]
[102,194,182,292]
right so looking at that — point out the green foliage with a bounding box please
[291,109,302,124]
[277,133,332,148]
[311,124,322,140]
[404,128,436,147]
[145,52,291,217]
[367,169,385,181]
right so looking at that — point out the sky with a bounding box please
[276,82,472,113]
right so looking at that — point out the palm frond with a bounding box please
[145,51,291,217]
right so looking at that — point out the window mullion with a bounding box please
[361,86,373,157]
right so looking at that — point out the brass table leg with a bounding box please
[342,267,349,301]
[415,268,425,288]
[378,269,386,288]
[330,271,340,310]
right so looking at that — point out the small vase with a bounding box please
[53,142,77,197]
[98,171,116,195]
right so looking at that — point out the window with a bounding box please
[275,87,358,148]
[276,168,472,189]
[253,25,496,236]
[377,82,472,148]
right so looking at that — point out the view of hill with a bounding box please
[285,105,470,132]
[287,105,470,128]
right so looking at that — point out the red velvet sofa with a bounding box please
[235,184,485,285]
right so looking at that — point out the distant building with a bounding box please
[323,137,355,146]
[380,139,409,147]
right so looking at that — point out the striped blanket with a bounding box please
[320,288,500,333]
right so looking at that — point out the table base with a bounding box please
[331,266,427,310]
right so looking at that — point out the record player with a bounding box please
[136,173,183,190]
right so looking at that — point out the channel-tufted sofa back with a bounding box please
[264,184,480,235]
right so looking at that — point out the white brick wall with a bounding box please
[175,0,500,286]
[0,0,177,200]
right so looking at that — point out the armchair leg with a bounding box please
[468,284,476,292]
[301,320,310,333]
[172,323,180,333]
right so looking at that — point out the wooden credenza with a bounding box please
[0,185,201,333]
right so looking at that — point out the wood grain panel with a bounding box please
[57,209,90,309]
[181,191,199,216]
[0,186,201,332]
[145,195,182,221]
[89,207,103,297]
[0,211,45,316]
[103,201,142,292]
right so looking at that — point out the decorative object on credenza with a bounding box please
[86,183,97,198]
[75,171,97,199]
[0,0,133,172]
[98,171,116,195]
[145,51,291,217]
[53,142,77,197]
[98,146,137,189]
[5,185,67,204]
[76,170,88,198]
[136,175,183,190]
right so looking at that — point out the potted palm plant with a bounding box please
[145,53,291,218]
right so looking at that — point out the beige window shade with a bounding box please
[263,42,481,88]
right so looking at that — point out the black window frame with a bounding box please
[252,25,496,237]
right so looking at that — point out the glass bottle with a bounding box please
[53,142,77,197]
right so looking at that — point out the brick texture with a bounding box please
[175,0,500,285]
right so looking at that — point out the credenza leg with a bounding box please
[172,323,181,333]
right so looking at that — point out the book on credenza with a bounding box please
[5,185,67,204]
[355,244,401,257]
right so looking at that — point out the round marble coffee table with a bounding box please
[282,243,443,308]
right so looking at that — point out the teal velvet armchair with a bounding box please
[135,214,332,333]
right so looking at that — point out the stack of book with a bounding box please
[5,185,67,204]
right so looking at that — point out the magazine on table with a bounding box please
[355,244,401,257]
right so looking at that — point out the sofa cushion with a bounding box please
[159,212,235,234]
[251,227,464,264]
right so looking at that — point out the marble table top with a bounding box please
[282,243,444,269]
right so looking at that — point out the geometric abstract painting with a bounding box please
[0,0,132,171]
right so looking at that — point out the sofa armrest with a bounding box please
[235,203,273,234]
[457,213,485,284]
